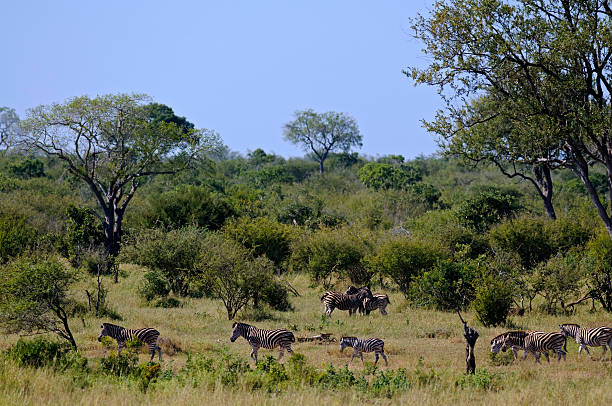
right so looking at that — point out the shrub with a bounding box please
[289,227,373,286]
[137,362,162,392]
[62,204,105,267]
[154,297,182,308]
[223,217,294,268]
[5,337,72,369]
[138,270,171,302]
[0,211,38,263]
[366,237,444,297]
[455,368,503,391]
[533,252,583,314]
[410,260,477,310]
[456,189,522,232]
[358,162,422,190]
[583,232,612,311]
[489,217,551,269]
[472,278,514,327]
[99,352,139,377]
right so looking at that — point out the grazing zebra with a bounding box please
[559,323,612,360]
[230,322,295,363]
[503,332,566,364]
[321,287,373,316]
[98,323,162,361]
[339,336,388,366]
[362,294,391,315]
[490,331,531,360]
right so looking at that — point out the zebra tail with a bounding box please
[563,335,567,353]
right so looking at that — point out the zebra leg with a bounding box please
[534,352,541,364]
[374,353,379,365]
[278,349,284,361]
[521,351,528,361]
[286,345,294,356]
[582,345,592,357]
[359,352,364,364]
[381,352,388,366]
[543,352,550,363]
[511,347,518,360]
[150,346,155,361]
[350,350,357,364]
[157,345,162,361]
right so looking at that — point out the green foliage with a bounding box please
[455,368,503,391]
[290,227,373,286]
[154,297,182,308]
[244,166,295,188]
[195,234,287,319]
[366,237,444,297]
[62,204,105,267]
[472,277,514,327]
[358,162,422,190]
[223,217,294,268]
[410,260,476,311]
[0,256,79,347]
[0,211,38,263]
[142,185,234,230]
[121,227,205,296]
[9,157,45,179]
[532,253,583,314]
[138,270,171,302]
[584,232,612,311]
[455,189,522,232]
[5,337,73,369]
[99,352,139,377]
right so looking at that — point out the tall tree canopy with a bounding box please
[409,0,612,238]
[21,93,222,281]
[0,107,19,149]
[283,109,362,174]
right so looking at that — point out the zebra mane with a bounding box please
[102,322,124,330]
[490,331,528,344]
[341,336,357,341]
[233,322,252,329]
[561,323,580,328]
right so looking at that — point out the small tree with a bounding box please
[283,109,362,174]
[0,257,80,349]
[195,235,277,320]
[0,107,19,149]
[358,162,422,190]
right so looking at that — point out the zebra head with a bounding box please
[340,336,357,352]
[345,286,360,295]
[490,336,505,354]
[98,323,115,342]
[231,322,248,342]
[559,323,579,338]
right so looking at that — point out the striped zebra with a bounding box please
[321,287,373,316]
[362,294,391,315]
[559,323,612,360]
[497,331,566,364]
[97,323,162,361]
[490,331,531,360]
[230,322,295,363]
[339,336,388,366]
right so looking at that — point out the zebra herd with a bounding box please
[96,288,611,369]
[491,323,612,364]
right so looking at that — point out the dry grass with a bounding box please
[1,265,612,405]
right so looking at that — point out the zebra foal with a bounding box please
[230,322,295,363]
[559,323,612,360]
[490,331,531,360]
[98,322,162,361]
[340,336,388,366]
[362,294,391,315]
[322,287,373,316]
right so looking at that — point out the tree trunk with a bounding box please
[534,165,556,220]
[571,162,612,240]
[319,159,325,175]
[457,310,478,374]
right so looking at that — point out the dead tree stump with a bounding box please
[457,310,479,374]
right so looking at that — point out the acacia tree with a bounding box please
[283,109,362,174]
[21,94,221,281]
[429,94,561,219]
[409,0,612,238]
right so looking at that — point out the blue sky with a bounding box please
[2,1,440,159]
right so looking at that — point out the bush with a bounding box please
[5,337,72,369]
[358,162,422,190]
[289,227,374,286]
[99,352,139,377]
[154,297,182,308]
[138,270,171,302]
[366,237,444,297]
[224,217,294,268]
[472,278,514,327]
[410,260,477,310]
[584,232,612,311]
[533,252,583,314]
[455,368,503,391]
[0,211,38,263]
[456,189,522,232]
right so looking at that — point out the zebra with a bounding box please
[490,331,531,360]
[230,322,295,363]
[345,286,389,315]
[339,336,388,366]
[559,323,612,360]
[321,287,373,316]
[362,294,391,315]
[97,322,162,361]
[501,331,566,364]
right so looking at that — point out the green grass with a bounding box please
[1,265,612,405]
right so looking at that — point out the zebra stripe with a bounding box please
[322,287,373,316]
[340,336,388,365]
[230,322,295,362]
[98,322,162,361]
[362,294,391,315]
[521,332,567,363]
[559,323,612,359]
[490,331,531,360]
